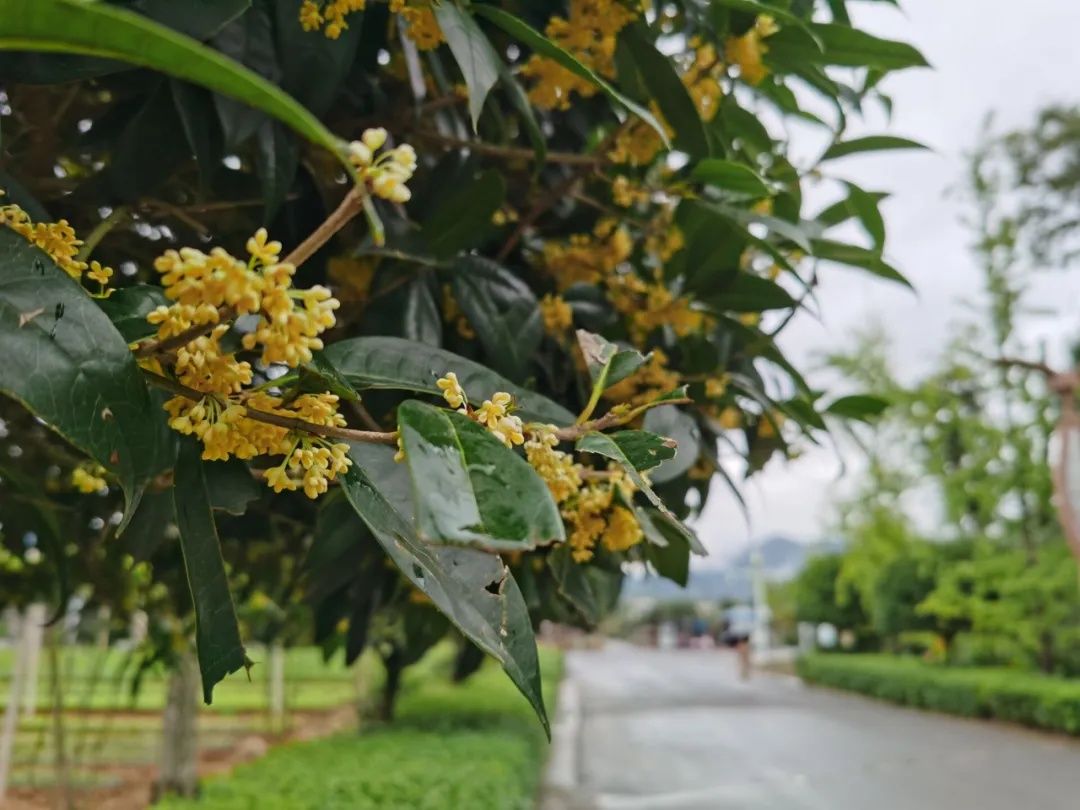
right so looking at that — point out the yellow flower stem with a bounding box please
[142,370,399,446]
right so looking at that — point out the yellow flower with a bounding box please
[705,375,729,399]
[475,392,512,429]
[525,430,582,504]
[393,2,444,50]
[491,414,525,448]
[725,14,778,86]
[601,506,643,552]
[436,371,467,409]
[347,130,417,203]
[718,406,742,430]
[299,0,323,31]
[539,294,573,334]
[0,199,115,293]
[300,0,366,38]
[71,464,107,494]
[246,227,282,266]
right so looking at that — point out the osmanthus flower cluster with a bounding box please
[300,0,445,50]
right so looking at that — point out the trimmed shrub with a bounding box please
[797,654,1080,734]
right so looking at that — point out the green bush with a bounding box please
[797,654,1080,734]
[160,649,563,810]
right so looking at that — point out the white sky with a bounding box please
[697,0,1080,564]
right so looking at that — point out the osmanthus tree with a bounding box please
[0,0,926,731]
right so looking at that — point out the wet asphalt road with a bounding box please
[550,645,1080,810]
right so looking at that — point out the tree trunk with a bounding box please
[267,641,286,734]
[153,652,200,801]
[0,609,31,802]
[21,602,46,716]
[378,651,404,723]
[47,627,74,810]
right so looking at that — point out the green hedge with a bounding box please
[160,648,562,810]
[797,653,1080,734]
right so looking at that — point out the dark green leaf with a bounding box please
[547,545,623,627]
[423,169,505,258]
[434,3,501,131]
[397,400,564,551]
[403,274,443,347]
[825,393,889,420]
[597,430,676,471]
[323,336,574,423]
[173,439,248,703]
[643,406,700,484]
[108,81,190,202]
[473,4,669,145]
[255,120,300,221]
[640,509,692,586]
[0,0,349,168]
[709,272,796,312]
[0,227,169,524]
[622,23,709,156]
[845,182,885,250]
[203,458,261,515]
[692,159,771,198]
[769,23,929,70]
[212,5,280,149]
[821,135,928,161]
[451,255,540,382]
[298,351,362,402]
[340,453,549,733]
[273,0,363,117]
[811,238,912,288]
[96,284,168,342]
[171,79,223,189]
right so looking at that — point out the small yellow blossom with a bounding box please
[436,372,467,409]
[539,294,573,335]
[391,0,445,50]
[300,0,366,39]
[71,464,108,494]
[725,15,778,86]
[475,392,512,430]
[601,505,643,552]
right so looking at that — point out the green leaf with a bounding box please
[709,272,796,312]
[769,23,929,70]
[639,509,692,586]
[107,81,190,202]
[298,351,362,402]
[204,458,262,515]
[710,0,823,47]
[643,406,700,484]
[496,61,547,165]
[0,0,349,169]
[171,79,223,189]
[340,455,549,733]
[323,336,574,424]
[0,0,250,83]
[811,238,912,288]
[576,431,703,552]
[272,0,363,118]
[845,182,885,250]
[397,400,564,551]
[173,439,248,704]
[577,329,647,390]
[814,189,889,229]
[451,255,541,382]
[821,135,929,161]
[692,159,770,198]
[825,394,889,421]
[212,4,280,149]
[423,169,505,258]
[96,284,169,342]
[622,23,709,156]
[434,2,501,131]
[255,120,300,221]
[473,4,669,146]
[402,274,443,347]
[547,545,623,627]
[0,227,168,524]
[597,430,676,471]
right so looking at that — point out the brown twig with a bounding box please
[551,397,692,442]
[283,187,366,268]
[994,356,1056,377]
[414,130,605,167]
[143,370,398,446]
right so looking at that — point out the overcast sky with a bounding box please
[697,0,1080,564]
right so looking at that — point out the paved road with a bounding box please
[545,645,1080,810]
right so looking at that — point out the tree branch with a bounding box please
[414,130,605,167]
[283,186,366,268]
[143,371,398,446]
[133,305,233,358]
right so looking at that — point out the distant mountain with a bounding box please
[621,535,844,603]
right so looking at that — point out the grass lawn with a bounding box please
[159,647,563,810]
